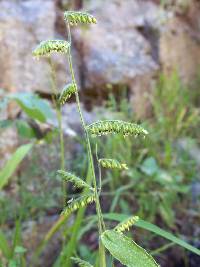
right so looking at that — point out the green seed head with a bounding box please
[33,40,70,58]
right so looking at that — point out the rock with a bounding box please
[0,0,54,94]
[0,127,18,169]
[0,0,79,95]
[160,17,200,84]
[160,0,200,84]
[72,0,161,117]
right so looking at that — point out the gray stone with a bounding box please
[74,0,159,89]
[0,0,79,95]
[72,0,162,117]
[0,0,55,93]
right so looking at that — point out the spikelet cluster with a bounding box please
[61,194,96,216]
[64,11,97,26]
[59,83,76,105]
[71,257,93,267]
[57,170,93,191]
[86,120,148,138]
[33,40,70,58]
[115,216,139,233]
[99,158,128,170]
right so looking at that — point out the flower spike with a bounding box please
[33,40,70,58]
[57,170,94,191]
[59,83,76,105]
[99,158,128,170]
[64,11,97,26]
[87,120,148,138]
[61,194,96,216]
[115,216,139,233]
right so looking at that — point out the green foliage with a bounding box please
[0,143,33,189]
[151,72,199,140]
[1,7,199,267]
[101,230,159,267]
[16,120,36,139]
[103,213,200,256]
[9,92,54,123]
[0,222,27,267]
[0,230,12,259]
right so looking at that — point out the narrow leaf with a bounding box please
[0,143,33,189]
[0,230,12,258]
[101,230,159,267]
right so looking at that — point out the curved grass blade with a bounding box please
[0,143,33,189]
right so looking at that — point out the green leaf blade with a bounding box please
[136,219,200,257]
[9,93,53,123]
[0,230,12,259]
[101,230,159,267]
[0,143,33,189]
[102,213,200,256]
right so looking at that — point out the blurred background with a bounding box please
[0,0,200,266]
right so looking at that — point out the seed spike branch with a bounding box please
[57,170,94,191]
[33,40,70,58]
[71,257,94,267]
[99,158,128,170]
[87,120,148,138]
[59,83,77,105]
[115,216,139,233]
[61,194,96,216]
[64,11,97,26]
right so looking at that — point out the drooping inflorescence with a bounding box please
[115,216,139,233]
[61,194,96,216]
[71,257,94,267]
[64,11,97,26]
[59,83,76,105]
[86,120,148,138]
[33,40,70,58]
[57,170,94,191]
[99,158,128,170]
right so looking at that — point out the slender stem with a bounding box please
[95,143,102,192]
[95,143,106,231]
[66,21,106,266]
[48,57,66,205]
